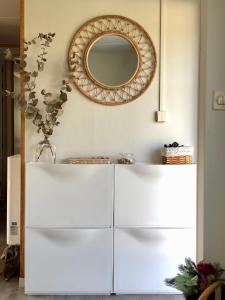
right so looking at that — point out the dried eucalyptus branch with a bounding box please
[4,33,72,139]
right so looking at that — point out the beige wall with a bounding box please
[200,0,225,266]
[24,0,199,164]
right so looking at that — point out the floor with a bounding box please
[0,209,6,273]
[0,285,184,300]
[0,210,183,300]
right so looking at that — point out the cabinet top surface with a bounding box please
[26,162,197,166]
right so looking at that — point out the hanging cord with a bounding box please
[159,0,162,111]
[156,0,167,122]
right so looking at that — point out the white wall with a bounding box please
[201,0,225,266]
[24,0,199,164]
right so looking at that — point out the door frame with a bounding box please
[19,0,25,279]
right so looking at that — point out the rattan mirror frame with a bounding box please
[68,15,157,105]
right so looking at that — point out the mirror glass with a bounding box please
[87,35,138,87]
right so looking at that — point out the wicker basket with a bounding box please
[64,156,112,164]
[161,146,193,164]
[162,155,192,164]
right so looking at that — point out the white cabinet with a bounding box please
[115,165,196,227]
[114,228,196,293]
[25,163,196,295]
[25,228,113,294]
[25,163,114,295]
[26,163,114,227]
[114,164,196,294]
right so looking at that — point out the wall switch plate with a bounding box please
[213,91,225,110]
[156,111,167,122]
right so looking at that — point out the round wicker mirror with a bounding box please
[86,33,139,88]
[68,15,157,105]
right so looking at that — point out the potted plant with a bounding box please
[4,33,72,163]
[165,258,225,300]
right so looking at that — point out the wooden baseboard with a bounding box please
[19,277,25,288]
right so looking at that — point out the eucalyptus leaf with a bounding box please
[2,32,72,139]
[31,71,38,77]
[60,91,67,102]
[44,99,57,106]
[35,112,42,120]
[29,91,36,99]
[37,61,44,71]
[20,61,27,68]
[29,82,36,89]
[45,92,53,98]
[46,105,54,113]
[33,118,42,126]
[57,109,64,116]
[24,75,30,83]
[54,103,62,109]
[66,85,72,92]
[32,99,38,106]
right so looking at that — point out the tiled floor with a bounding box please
[0,211,183,300]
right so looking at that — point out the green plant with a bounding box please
[165,258,225,298]
[4,33,72,139]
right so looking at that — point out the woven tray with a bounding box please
[64,156,112,164]
[162,155,192,164]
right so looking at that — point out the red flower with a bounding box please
[198,276,209,291]
[196,262,216,276]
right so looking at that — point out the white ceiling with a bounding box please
[0,0,19,46]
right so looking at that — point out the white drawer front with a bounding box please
[114,228,196,294]
[25,228,113,294]
[115,165,196,227]
[26,164,114,226]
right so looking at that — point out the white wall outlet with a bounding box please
[156,111,167,122]
[213,91,225,110]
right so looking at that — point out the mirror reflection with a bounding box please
[87,35,138,87]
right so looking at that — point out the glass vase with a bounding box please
[35,136,56,164]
